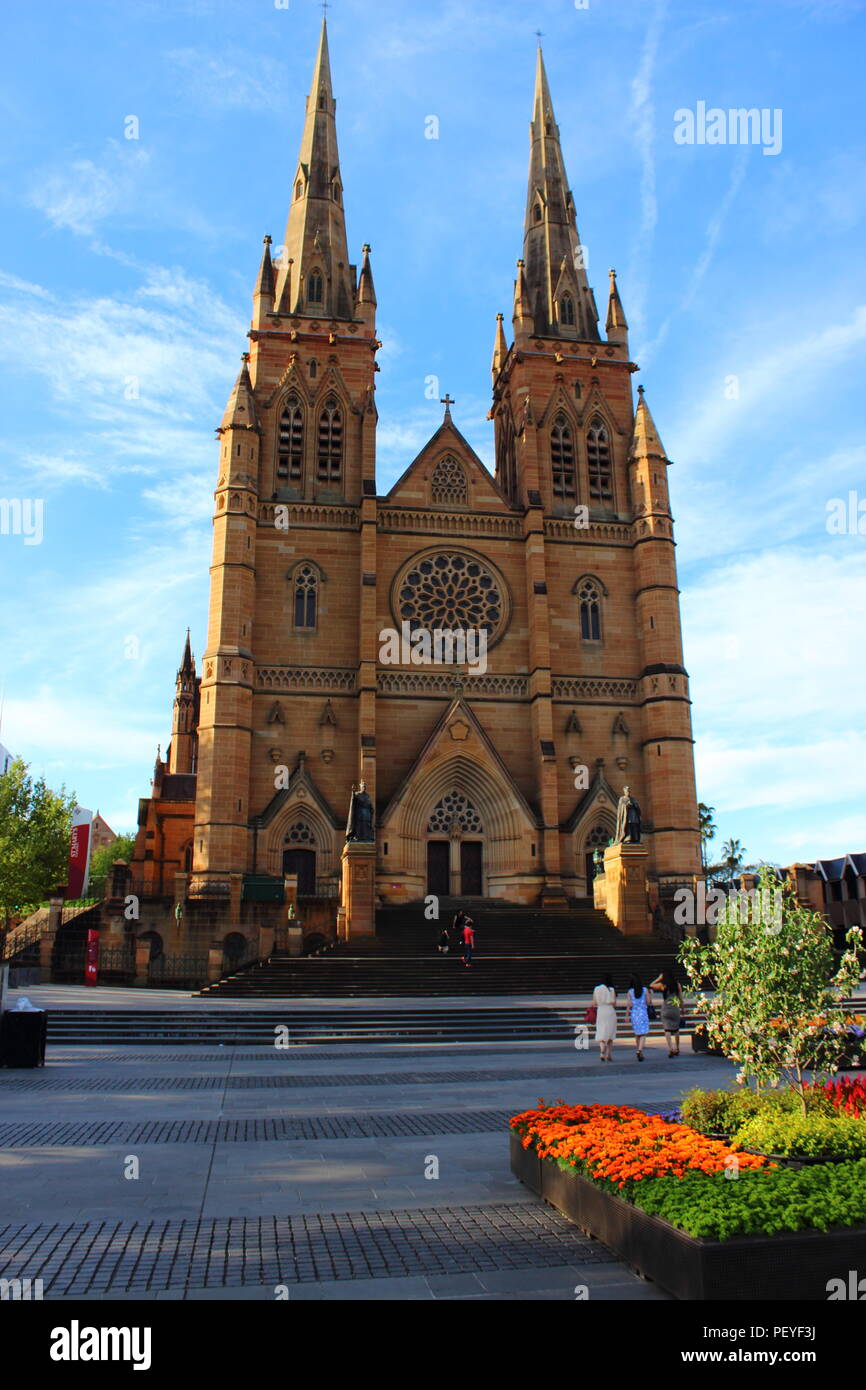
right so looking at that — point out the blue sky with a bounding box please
[0,0,864,870]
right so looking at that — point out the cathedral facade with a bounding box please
[131,23,702,954]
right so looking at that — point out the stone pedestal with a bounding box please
[599,842,651,937]
[340,841,377,940]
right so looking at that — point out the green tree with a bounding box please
[680,867,863,1114]
[718,837,746,886]
[698,802,717,870]
[88,833,136,897]
[0,759,77,935]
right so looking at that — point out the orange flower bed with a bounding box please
[510,1101,771,1189]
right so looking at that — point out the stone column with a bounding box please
[134,941,151,988]
[340,841,377,939]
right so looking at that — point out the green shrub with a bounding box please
[681,1086,834,1137]
[733,1111,866,1159]
[632,1161,866,1240]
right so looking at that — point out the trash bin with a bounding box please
[0,1009,47,1067]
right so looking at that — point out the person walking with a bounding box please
[650,967,683,1057]
[450,909,466,954]
[592,973,617,1061]
[461,916,475,968]
[437,927,450,955]
[627,974,650,1061]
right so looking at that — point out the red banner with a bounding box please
[84,929,99,987]
[67,807,92,899]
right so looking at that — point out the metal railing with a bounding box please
[298,878,340,900]
[148,954,209,982]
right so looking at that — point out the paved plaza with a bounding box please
[0,986,745,1301]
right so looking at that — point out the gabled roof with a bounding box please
[384,410,512,511]
[252,756,341,830]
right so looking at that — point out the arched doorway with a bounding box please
[139,930,163,961]
[282,819,317,895]
[222,932,247,967]
[584,823,611,889]
[426,790,485,896]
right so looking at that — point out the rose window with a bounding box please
[395,550,507,639]
[428,791,484,836]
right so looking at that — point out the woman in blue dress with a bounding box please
[627,975,650,1061]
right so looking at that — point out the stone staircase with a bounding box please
[199,898,681,999]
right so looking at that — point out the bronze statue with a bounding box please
[345,780,375,842]
[613,785,642,844]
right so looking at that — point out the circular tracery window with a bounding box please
[285,821,315,845]
[392,549,509,643]
[428,791,484,836]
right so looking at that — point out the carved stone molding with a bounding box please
[377,670,529,698]
[257,667,356,692]
[258,502,358,529]
[378,508,521,539]
[552,676,638,702]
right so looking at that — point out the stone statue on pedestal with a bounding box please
[613,786,642,845]
[345,780,375,842]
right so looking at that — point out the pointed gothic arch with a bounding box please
[560,293,576,326]
[550,411,577,499]
[276,393,305,487]
[307,269,324,306]
[289,559,324,631]
[586,415,614,505]
[262,797,337,883]
[572,573,607,642]
[316,396,343,484]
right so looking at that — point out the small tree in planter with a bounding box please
[680,867,863,1115]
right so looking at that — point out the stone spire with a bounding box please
[605,268,628,348]
[491,312,509,380]
[630,385,667,462]
[521,46,599,341]
[180,628,194,678]
[275,19,354,321]
[219,355,259,434]
[252,236,275,328]
[512,258,535,336]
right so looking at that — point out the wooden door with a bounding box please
[282,848,316,895]
[460,841,483,895]
[426,841,450,896]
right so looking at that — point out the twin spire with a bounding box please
[250,28,628,368]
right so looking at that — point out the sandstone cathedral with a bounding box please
[131,22,702,958]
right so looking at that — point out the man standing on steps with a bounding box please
[450,908,467,955]
[462,917,475,968]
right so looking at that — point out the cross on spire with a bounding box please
[534,28,544,41]
[441,393,455,421]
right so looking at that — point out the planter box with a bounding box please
[510,1131,866,1300]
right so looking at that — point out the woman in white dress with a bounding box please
[592,973,617,1061]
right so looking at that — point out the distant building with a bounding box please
[0,742,14,776]
[90,813,117,854]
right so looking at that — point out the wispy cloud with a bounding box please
[29,144,151,237]
[639,148,749,364]
[626,0,669,339]
[166,48,289,113]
